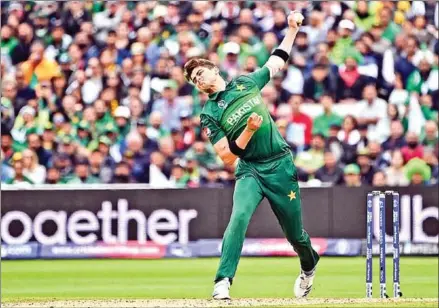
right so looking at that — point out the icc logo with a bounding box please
[218,100,227,109]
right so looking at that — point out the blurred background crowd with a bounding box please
[1,0,438,188]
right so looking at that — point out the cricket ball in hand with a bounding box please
[293,12,304,26]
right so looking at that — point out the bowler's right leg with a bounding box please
[213,176,263,299]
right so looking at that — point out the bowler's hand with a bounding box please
[288,11,304,30]
[246,112,263,132]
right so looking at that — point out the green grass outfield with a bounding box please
[2,257,438,307]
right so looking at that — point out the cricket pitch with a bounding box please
[3,298,439,308]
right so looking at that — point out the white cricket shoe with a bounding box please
[294,269,316,298]
[212,278,231,300]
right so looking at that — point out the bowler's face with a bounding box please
[190,66,218,92]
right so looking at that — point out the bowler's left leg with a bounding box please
[258,154,320,297]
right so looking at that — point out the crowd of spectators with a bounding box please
[1,1,438,188]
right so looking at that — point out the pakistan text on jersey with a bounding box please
[226,96,263,126]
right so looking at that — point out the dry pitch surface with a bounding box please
[3,298,439,308]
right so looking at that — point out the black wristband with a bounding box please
[229,140,245,157]
[272,49,289,62]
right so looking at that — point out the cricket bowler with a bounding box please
[183,11,319,300]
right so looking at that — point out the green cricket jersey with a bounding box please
[200,67,290,162]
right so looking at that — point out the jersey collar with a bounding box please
[208,80,232,100]
[208,91,221,100]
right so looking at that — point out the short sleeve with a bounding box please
[200,114,226,145]
[246,66,270,90]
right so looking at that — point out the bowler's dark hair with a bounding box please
[183,58,216,82]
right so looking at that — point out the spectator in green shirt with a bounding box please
[329,19,355,65]
[75,120,93,149]
[94,99,115,135]
[406,50,438,95]
[11,106,39,145]
[423,121,438,150]
[184,138,218,168]
[343,164,362,187]
[5,152,34,185]
[294,134,326,178]
[313,94,343,138]
[217,36,253,73]
[378,7,401,43]
[252,32,278,67]
[113,105,131,141]
[419,94,439,122]
[1,25,19,56]
[169,161,190,188]
[353,1,377,32]
[146,111,170,141]
[65,158,101,184]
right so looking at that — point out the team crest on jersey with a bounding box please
[218,100,227,109]
[204,127,212,137]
